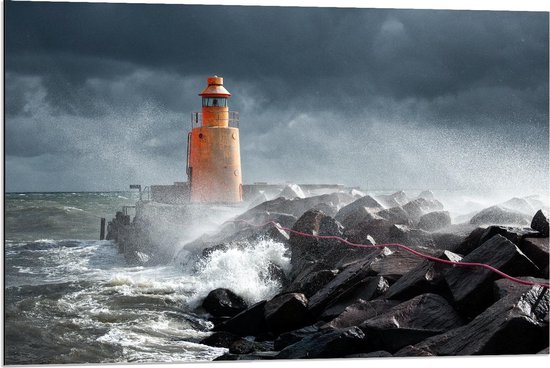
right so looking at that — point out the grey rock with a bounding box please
[360,293,464,353]
[319,276,389,320]
[500,197,535,215]
[470,205,530,226]
[375,191,410,208]
[395,281,549,355]
[418,211,452,231]
[324,299,400,330]
[377,206,412,226]
[335,196,384,224]
[520,237,549,271]
[346,351,393,358]
[444,234,540,316]
[384,250,462,301]
[402,198,444,223]
[388,224,436,248]
[264,293,309,335]
[340,206,382,229]
[200,331,243,348]
[284,269,338,298]
[214,300,268,337]
[275,326,366,359]
[202,288,247,318]
[531,209,549,236]
[273,322,326,351]
[307,255,379,316]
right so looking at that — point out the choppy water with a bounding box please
[4,192,290,364]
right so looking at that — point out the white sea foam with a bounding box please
[186,238,291,308]
[63,206,84,212]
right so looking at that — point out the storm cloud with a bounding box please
[4,1,549,193]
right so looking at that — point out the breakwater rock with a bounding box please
[106,189,549,359]
[195,192,549,360]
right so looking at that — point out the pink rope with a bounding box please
[229,219,549,289]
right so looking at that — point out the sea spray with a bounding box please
[186,238,291,308]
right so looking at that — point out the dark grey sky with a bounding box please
[4,1,549,193]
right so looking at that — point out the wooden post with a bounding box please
[100,218,106,240]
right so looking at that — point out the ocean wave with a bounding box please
[185,238,291,308]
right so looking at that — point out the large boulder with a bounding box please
[319,276,389,320]
[531,209,549,237]
[454,225,538,256]
[311,202,338,217]
[402,198,444,224]
[360,293,464,353]
[334,195,384,224]
[339,206,382,229]
[431,225,475,252]
[214,300,268,337]
[288,209,329,279]
[417,211,451,231]
[273,322,326,351]
[376,206,412,226]
[307,255,380,316]
[383,250,462,301]
[317,216,345,252]
[275,326,366,359]
[200,331,244,349]
[477,225,539,247]
[283,269,338,298]
[319,215,377,269]
[264,293,309,335]
[388,224,436,248]
[395,281,549,356]
[202,288,248,317]
[324,299,400,330]
[375,191,410,208]
[344,218,394,245]
[366,246,439,282]
[519,237,549,272]
[469,205,530,226]
[444,234,540,316]
[500,197,535,215]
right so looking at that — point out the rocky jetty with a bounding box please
[192,191,549,360]
[106,187,549,359]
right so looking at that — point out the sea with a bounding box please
[3,189,548,364]
[4,191,290,364]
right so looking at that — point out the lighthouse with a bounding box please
[187,76,243,203]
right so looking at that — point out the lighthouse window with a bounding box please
[202,97,227,107]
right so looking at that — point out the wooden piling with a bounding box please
[100,217,106,240]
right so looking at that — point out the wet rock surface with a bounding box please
[202,288,248,318]
[360,293,464,353]
[470,205,531,226]
[418,211,451,231]
[443,234,540,316]
[531,209,549,237]
[264,293,309,335]
[395,282,549,356]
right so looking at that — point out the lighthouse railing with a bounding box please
[191,111,239,128]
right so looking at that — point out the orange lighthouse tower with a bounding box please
[187,76,243,203]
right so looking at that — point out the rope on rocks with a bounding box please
[228,219,550,289]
